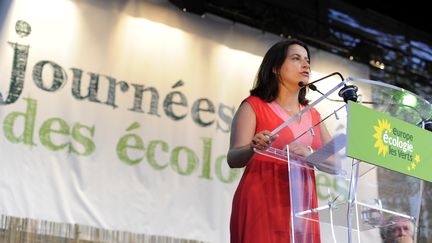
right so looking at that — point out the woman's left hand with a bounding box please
[289,143,312,157]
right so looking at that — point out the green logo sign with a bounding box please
[372,118,421,171]
[347,101,432,182]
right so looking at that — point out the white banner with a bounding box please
[0,0,370,242]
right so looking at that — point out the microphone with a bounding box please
[298,81,318,92]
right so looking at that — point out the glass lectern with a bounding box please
[256,76,432,242]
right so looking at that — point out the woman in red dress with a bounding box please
[228,39,332,243]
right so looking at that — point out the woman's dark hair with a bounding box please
[250,39,310,105]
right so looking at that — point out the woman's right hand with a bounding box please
[250,130,277,150]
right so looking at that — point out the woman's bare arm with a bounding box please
[227,102,272,168]
[227,102,256,168]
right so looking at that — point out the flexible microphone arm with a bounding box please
[298,71,358,102]
[298,72,345,88]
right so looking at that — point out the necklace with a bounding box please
[279,103,300,114]
[277,103,302,123]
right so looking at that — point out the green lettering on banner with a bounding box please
[70,122,96,155]
[147,140,169,170]
[200,137,213,180]
[347,101,432,182]
[39,118,70,151]
[116,133,145,165]
[170,146,197,175]
[3,97,37,145]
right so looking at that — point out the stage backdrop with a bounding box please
[0,0,369,242]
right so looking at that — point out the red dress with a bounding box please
[230,96,322,243]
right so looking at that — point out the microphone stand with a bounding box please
[298,72,359,243]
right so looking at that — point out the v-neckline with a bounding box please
[268,101,303,124]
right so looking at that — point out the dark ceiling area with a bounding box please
[344,1,431,34]
[168,0,432,99]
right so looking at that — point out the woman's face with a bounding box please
[278,44,310,88]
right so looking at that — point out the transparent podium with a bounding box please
[257,76,432,242]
